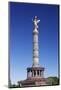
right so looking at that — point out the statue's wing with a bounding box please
[37,20,40,23]
[32,19,34,22]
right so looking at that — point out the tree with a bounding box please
[46,76,59,85]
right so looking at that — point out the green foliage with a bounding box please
[46,76,59,85]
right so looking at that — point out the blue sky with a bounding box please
[9,2,59,84]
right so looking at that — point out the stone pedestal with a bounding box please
[27,67,44,79]
[18,67,47,87]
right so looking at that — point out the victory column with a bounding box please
[18,16,47,87]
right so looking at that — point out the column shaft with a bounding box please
[33,31,39,67]
[32,70,34,77]
[36,70,37,77]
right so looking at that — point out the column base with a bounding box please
[32,64,40,67]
